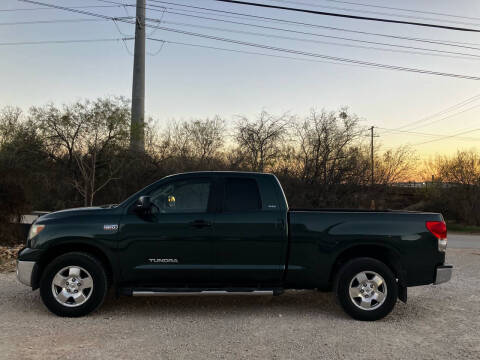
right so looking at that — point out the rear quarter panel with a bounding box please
[287,211,446,288]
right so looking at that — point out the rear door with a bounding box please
[211,175,288,286]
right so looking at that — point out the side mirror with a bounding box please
[136,196,153,212]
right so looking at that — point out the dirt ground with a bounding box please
[0,248,479,360]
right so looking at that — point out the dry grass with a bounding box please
[0,245,23,272]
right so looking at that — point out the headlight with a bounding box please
[28,224,45,240]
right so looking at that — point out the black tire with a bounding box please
[39,252,108,317]
[335,257,398,321]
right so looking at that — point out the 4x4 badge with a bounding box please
[103,224,118,231]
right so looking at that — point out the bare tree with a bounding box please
[375,146,416,185]
[167,121,195,160]
[423,150,480,186]
[185,116,225,163]
[0,106,23,146]
[294,108,363,186]
[71,98,130,206]
[4,100,454,224]
[444,151,480,185]
[30,102,88,166]
[423,151,480,225]
[234,111,290,172]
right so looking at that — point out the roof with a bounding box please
[163,171,275,178]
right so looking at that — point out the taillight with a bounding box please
[426,221,447,252]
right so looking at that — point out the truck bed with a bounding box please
[286,209,445,289]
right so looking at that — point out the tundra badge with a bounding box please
[149,258,179,263]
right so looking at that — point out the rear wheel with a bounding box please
[40,252,108,317]
[335,257,398,321]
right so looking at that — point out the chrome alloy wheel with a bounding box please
[51,266,93,307]
[348,271,387,311]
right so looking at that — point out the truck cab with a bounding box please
[118,172,288,287]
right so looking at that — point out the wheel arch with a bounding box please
[329,244,406,289]
[33,241,116,290]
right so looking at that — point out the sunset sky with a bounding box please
[1,0,480,159]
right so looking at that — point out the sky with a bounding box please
[1,0,480,158]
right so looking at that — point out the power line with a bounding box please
[144,15,480,60]
[112,17,133,37]
[98,0,166,52]
[19,1,116,20]
[145,1,480,51]
[212,0,480,32]
[143,38,480,75]
[0,38,132,46]
[297,0,480,22]
[10,2,480,59]
[146,19,480,61]
[0,5,124,12]
[19,1,480,80]
[375,127,480,141]
[393,94,480,131]
[146,5,166,38]
[146,37,375,69]
[267,0,480,26]
[121,37,134,55]
[408,103,480,131]
[148,29,480,80]
[0,19,110,26]
[94,0,131,5]
[412,128,480,146]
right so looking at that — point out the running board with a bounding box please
[123,288,284,297]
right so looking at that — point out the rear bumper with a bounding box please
[16,260,36,287]
[434,264,453,285]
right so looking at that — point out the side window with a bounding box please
[150,179,211,213]
[224,178,262,212]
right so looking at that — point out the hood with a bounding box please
[37,206,116,222]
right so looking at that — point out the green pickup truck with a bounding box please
[17,171,452,320]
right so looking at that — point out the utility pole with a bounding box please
[370,126,374,186]
[368,126,378,210]
[130,0,146,152]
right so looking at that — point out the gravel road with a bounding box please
[1,248,479,360]
[449,233,480,249]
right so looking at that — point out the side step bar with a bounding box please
[119,288,284,296]
[132,290,276,296]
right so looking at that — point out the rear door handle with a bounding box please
[189,220,212,228]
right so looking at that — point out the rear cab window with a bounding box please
[224,178,262,212]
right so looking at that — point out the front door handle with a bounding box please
[189,220,212,228]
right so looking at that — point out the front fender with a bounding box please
[31,237,119,290]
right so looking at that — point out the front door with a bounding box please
[117,177,215,286]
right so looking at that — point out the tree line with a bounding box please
[0,97,478,243]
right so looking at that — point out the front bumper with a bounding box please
[16,260,36,287]
[16,247,44,288]
[434,264,453,285]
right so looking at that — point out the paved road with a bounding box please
[1,248,479,360]
[448,233,480,249]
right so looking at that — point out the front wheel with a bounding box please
[335,257,398,321]
[39,252,108,317]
